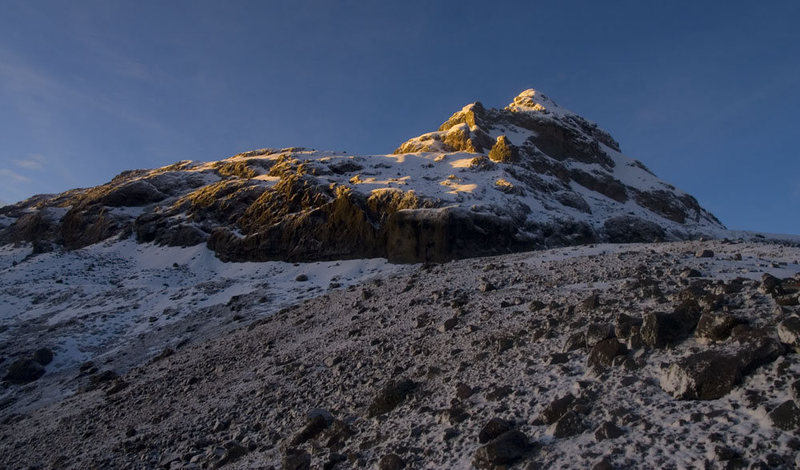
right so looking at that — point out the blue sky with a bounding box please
[1,0,798,234]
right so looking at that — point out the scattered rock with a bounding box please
[455,382,475,400]
[479,417,513,444]
[768,400,800,431]
[367,379,416,417]
[472,430,530,469]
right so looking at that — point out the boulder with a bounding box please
[548,410,587,438]
[659,351,741,400]
[478,417,513,444]
[32,348,54,366]
[472,430,530,469]
[777,316,800,352]
[768,400,800,431]
[378,454,406,470]
[538,394,576,425]
[367,379,416,417]
[587,339,626,372]
[695,312,738,343]
[585,322,614,347]
[641,304,700,348]
[3,359,45,384]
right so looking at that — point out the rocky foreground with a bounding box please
[2,239,800,469]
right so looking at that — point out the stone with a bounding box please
[478,417,513,444]
[659,351,740,400]
[455,382,475,400]
[562,331,586,352]
[768,400,800,431]
[585,323,614,347]
[548,410,586,438]
[581,293,600,311]
[32,348,54,366]
[212,441,247,468]
[695,249,714,258]
[592,457,614,470]
[538,394,576,425]
[3,358,45,384]
[777,316,800,352]
[594,421,625,441]
[290,414,331,446]
[791,379,800,405]
[695,312,738,343]
[614,313,642,340]
[438,317,458,332]
[378,453,405,470]
[472,430,530,469]
[283,448,311,470]
[641,308,699,349]
[295,274,309,282]
[367,379,416,417]
[587,339,626,372]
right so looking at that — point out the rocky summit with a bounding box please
[0,89,723,263]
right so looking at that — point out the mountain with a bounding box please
[0,89,724,263]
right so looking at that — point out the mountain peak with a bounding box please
[507,88,568,116]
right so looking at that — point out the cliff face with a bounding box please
[0,89,724,262]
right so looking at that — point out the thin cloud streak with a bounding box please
[13,153,46,170]
[0,168,31,183]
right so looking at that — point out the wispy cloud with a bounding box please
[13,153,46,170]
[0,168,31,183]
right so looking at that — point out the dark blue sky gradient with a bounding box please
[1,1,798,233]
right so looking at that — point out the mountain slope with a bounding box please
[0,89,724,262]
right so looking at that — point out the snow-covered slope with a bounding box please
[0,89,725,263]
[2,239,799,469]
